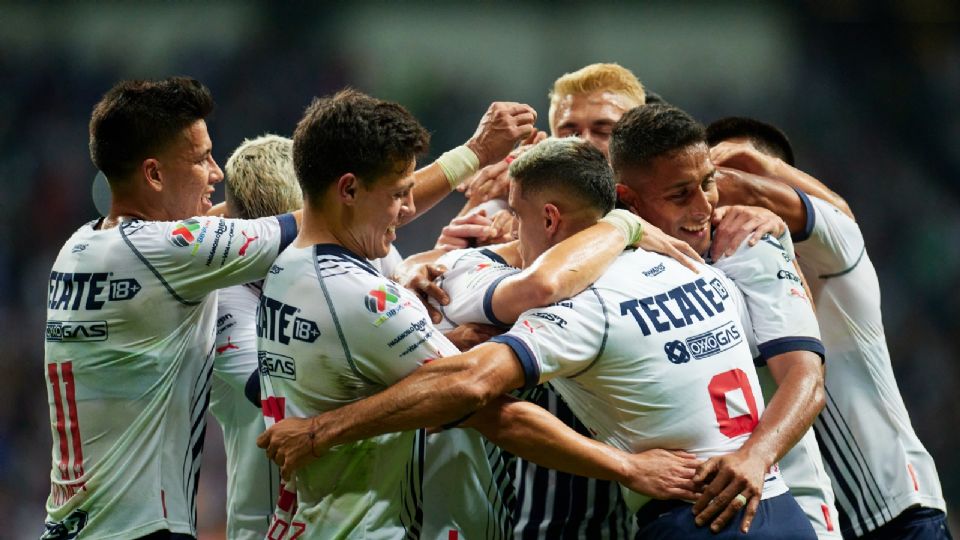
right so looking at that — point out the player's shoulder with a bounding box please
[437,246,512,271]
[312,243,384,282]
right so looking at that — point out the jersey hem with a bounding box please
[846,493,947,536]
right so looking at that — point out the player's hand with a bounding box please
[466,102,537,167]
[464,159,510,201]
[635,220,704,273]
[710,205,786,261]
[691,450,766,533]
[621,449,702,501]
[435,212,497,250]
[709,141,780,177]
[257,416,326,480]
[444,322,503,350]
[396,263,449,324]
[475,209,516,246]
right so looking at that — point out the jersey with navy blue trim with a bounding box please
[433,246,632,538]
[257,243,513,539]
[211,283,278,540]
[793,192,946,537]
[490,250,789,518]
[431,247,519,332]
[711,233,839,538]
[43,214,294,539]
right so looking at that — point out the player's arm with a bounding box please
[466,395,701,501]
[490,211,702,324]
[711,140,852,220]
[695,234,826,533]
[257,341,529,478]
[402,102,537,226]
[692,352,824,533]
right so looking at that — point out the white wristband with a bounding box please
[599,209,644,247]
[436,145,480,190]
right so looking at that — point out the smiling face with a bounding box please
[618,143,718,255]
[154,120,223,220]
[349,158,417,260]
[550,90,637,157]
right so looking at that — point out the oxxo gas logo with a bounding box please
[45,320,108,342]
[664,321,743,364]
[259,351,296,380]
[170,218,203,247]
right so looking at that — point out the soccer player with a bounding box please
[431,63,649,538]
[208,134,303,539]
[43,77,299,540]
[610,104,835,537]
[705,117,951,539]
[259,136,821,538]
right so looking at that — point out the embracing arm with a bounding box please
[468,395,701,500]
[492,213,702,324]
[490,220,631,323]
[257,342,526,478]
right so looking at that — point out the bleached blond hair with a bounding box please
[548,63,646,131]
[224,134,303,219]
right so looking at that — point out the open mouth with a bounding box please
[679,223,709,235]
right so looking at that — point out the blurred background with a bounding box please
[1,1,957,537]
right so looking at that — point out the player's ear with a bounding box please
[337,173,359,205]
[142,158,163,193]
[616,183,641,215]
[543,203,561,236]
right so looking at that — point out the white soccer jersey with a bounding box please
[712,234,840,539]
[257,243,513,539]
[793,191,946,536]
[43,214,295,540]
[431,247,519,332]
[434,246,632,538]
[490,250,788,514]
[211,283,279,540]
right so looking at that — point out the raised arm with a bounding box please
[404,102,537,225]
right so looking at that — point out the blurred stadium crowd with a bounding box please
[0,2,957,537]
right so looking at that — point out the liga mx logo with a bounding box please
[169,218,202,247]
[365,283,400,313]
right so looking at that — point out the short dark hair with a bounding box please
[705,116,795,166]
[89,77,215,182]
[509,138,615,215]
[610,104,705,174]
[293,89,430,201]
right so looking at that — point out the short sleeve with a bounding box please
[433,248,520,328]
[124,214,296,301]
[489,288,607,389]
[713,233,824,366]
[342,277,461,386]
[793,190,866,277]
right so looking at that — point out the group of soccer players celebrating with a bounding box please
[43,64,950,539]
